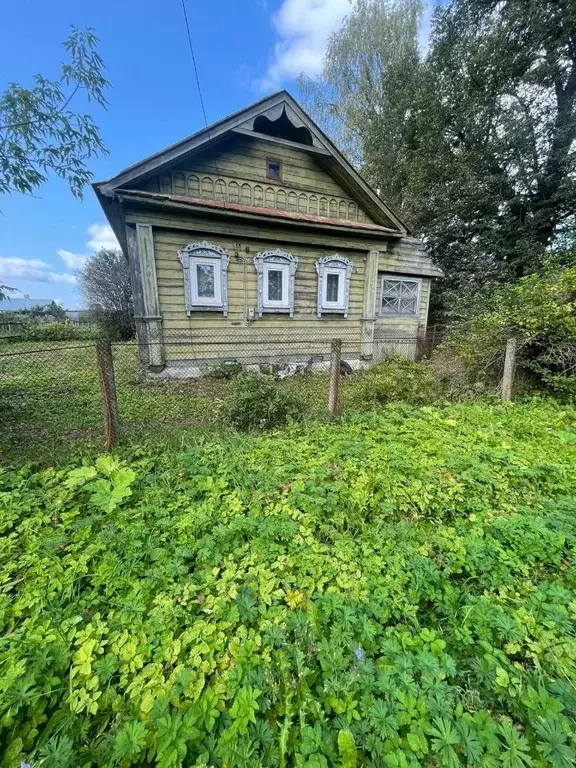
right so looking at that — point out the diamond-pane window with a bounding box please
[379,277,420,316]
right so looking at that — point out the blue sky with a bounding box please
[1,0,433,308]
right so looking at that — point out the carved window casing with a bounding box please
[254,250,298,317]
[178,241,229,315]
[316,255,353,317]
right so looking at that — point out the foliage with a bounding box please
[299,0,423,219]
[0,283,15,302]
[0,399,575,765]
[16,300,68,323]
[79,248,134,340]
[227,374,305,430]
[446,264,576,393]
[207,361,244,380]
[303,0,576,299]
[18,321,98,342]
[412,0,576,294]
[0,27,109,198]
[30,300,67,322]
[88,307,135,341]
[357,358,447,405]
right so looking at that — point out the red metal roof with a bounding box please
[118,189,398,234]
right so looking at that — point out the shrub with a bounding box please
[22,322,98,342]
[89,307,134,341]
[357,358,446,405]
[207,361,243,380]
[445,264,576,394]
[228,374,305,430]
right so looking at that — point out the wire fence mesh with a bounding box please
[0,324,479,464]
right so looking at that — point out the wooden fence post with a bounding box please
[95,339,119,450]
[328,338,342,419]
[501,337,517,402]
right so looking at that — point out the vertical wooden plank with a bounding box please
[501,337,517,401]
[328,338,342,418]
[360,250,379,359]
[136,223,165,371]
[125,225,149,368]
[95,340,119,450]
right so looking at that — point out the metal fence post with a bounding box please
[95,339,119,450]
[501,337,517,402]
[328,338,342,419]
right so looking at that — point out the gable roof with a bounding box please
[93,91,408,234]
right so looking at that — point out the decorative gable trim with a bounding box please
[93,91,408,234]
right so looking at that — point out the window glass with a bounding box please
[267,160,281,178]
[326,272,340,303]
[196,263,215,298]
[380,278,419,315]
[267,269,284,301]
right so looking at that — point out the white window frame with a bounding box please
[378,275,421,317]
[316,255,353,317]
[263,262,290,309]
[254,249,298,317]
[177,241,229,315]
[190,256,222,307]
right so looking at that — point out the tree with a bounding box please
[0,284,16,302]
[22,301,67,323]
[299,0,423,219]
[300,0,576,305]
[0,27,109,199]
[78,248,134,340]
[410,0,576,294]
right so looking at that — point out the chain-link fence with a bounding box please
[0,324,466,463]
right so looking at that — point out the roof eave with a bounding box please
[114,189,404,239]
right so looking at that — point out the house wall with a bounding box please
[124,208,433,368]
[137,135,376,225]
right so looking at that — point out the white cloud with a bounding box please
[262,0,351,91]
[58,249,89,270]
[86,223,119,252]
[262,0,436,91]
[0,257,77,284]
[58,222,119,271]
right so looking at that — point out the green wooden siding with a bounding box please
[148,224,431,363]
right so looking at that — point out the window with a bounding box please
[316,255,353,317]
[178,241,229,315]
[379,276,420,316]
[264,264,289,307]
[266,158,282,179]
[254,249,298,316]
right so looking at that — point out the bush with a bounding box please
[228,374,305,430]
[89,307,134,341]
[21,322,98,342]
[445,264,576,394]
[357,358,446,405]
[207,361,243,380]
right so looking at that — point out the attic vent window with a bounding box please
[267,159,282,180]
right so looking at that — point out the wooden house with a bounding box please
[94,91,442,374]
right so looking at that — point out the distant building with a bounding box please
[0,297,59,312]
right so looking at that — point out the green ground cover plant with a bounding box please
[1,399,575,766]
